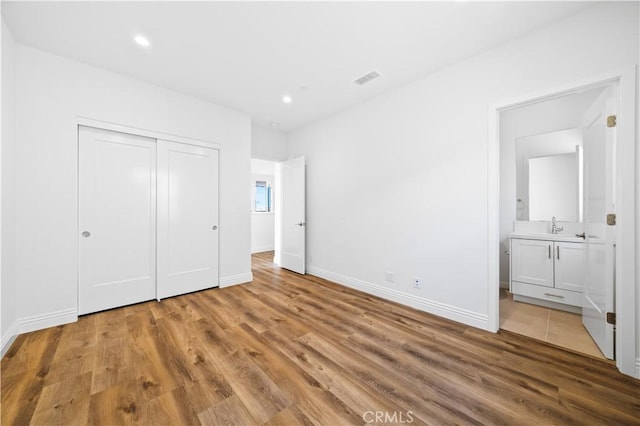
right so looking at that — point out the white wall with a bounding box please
[288,3,638,331]
[251,159,276,253]
[251,174,275,254]
[251,212,275,254]
[10,44,251,336]
[499,90,601,285]
[1,19,18,354]
[251,123,287,162]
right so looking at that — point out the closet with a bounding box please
[78,126,219,315]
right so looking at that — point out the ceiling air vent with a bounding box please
[354,70,382,86]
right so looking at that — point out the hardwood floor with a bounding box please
[2,251,639,425]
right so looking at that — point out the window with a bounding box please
[254,180,272,212]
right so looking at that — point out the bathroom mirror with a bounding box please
[516,128,583,222]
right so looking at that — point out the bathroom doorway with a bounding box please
[497,87,608,358]
[489,68,637,378]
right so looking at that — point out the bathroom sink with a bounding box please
[508,231,585,243]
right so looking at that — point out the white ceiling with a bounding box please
[2,1,596,132]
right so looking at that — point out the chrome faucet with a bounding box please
[551,216,563,234]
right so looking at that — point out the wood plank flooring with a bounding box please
[2,251,639,425]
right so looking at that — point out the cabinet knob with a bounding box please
[82,231,91,238]
[212,225,218,231]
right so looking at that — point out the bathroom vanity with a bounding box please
[509,231,585,312]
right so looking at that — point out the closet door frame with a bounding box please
[76,118,221,311]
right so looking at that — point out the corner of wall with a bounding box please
[1,14,19,358]
[1,320,18,358]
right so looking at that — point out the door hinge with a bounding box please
[607,115,617,127]
[606,312,616,325]
[606,213,616,226]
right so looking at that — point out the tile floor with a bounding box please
[499,289,605,359]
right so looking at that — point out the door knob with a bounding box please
[296,222,305,227]
[82,231,91,237]
[212,225,218,231]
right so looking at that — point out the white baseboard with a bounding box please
[220,272,253,288]
[251,246,275,254]
[1,321,19,357]
[635,358,640,379]
[307,266,489,330]
[2,308,78,358]
[18,308,77,335]
[500,281,509,289]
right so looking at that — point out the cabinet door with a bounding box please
[554,242,584,292]
[511,239,554,287]
[157,140,219,299]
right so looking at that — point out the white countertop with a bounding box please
[509,232,585,243]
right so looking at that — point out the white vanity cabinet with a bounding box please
[510,237,584,308]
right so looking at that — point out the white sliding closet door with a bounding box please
[78,126,157,315]
[157,140,219,299]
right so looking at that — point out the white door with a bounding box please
[279,157,306,274]
[582,85,616,359]
[157,140,219,299]
[78,126,156,315]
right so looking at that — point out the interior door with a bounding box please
[279,156,306,274]
[78,126,156,315]
[157,140,219,299]
[582,85,616,359]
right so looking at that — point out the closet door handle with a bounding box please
[557,246,560,260]
[548,245,551,259]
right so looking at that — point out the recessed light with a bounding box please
[282,95,292,104]
[134,35,150,48]
[270,122,279,128]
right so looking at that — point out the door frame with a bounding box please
[487,66,638,378]
[76,117,221,151]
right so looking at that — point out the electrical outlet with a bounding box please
[414,278,422,289]
[385,271,395,283]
